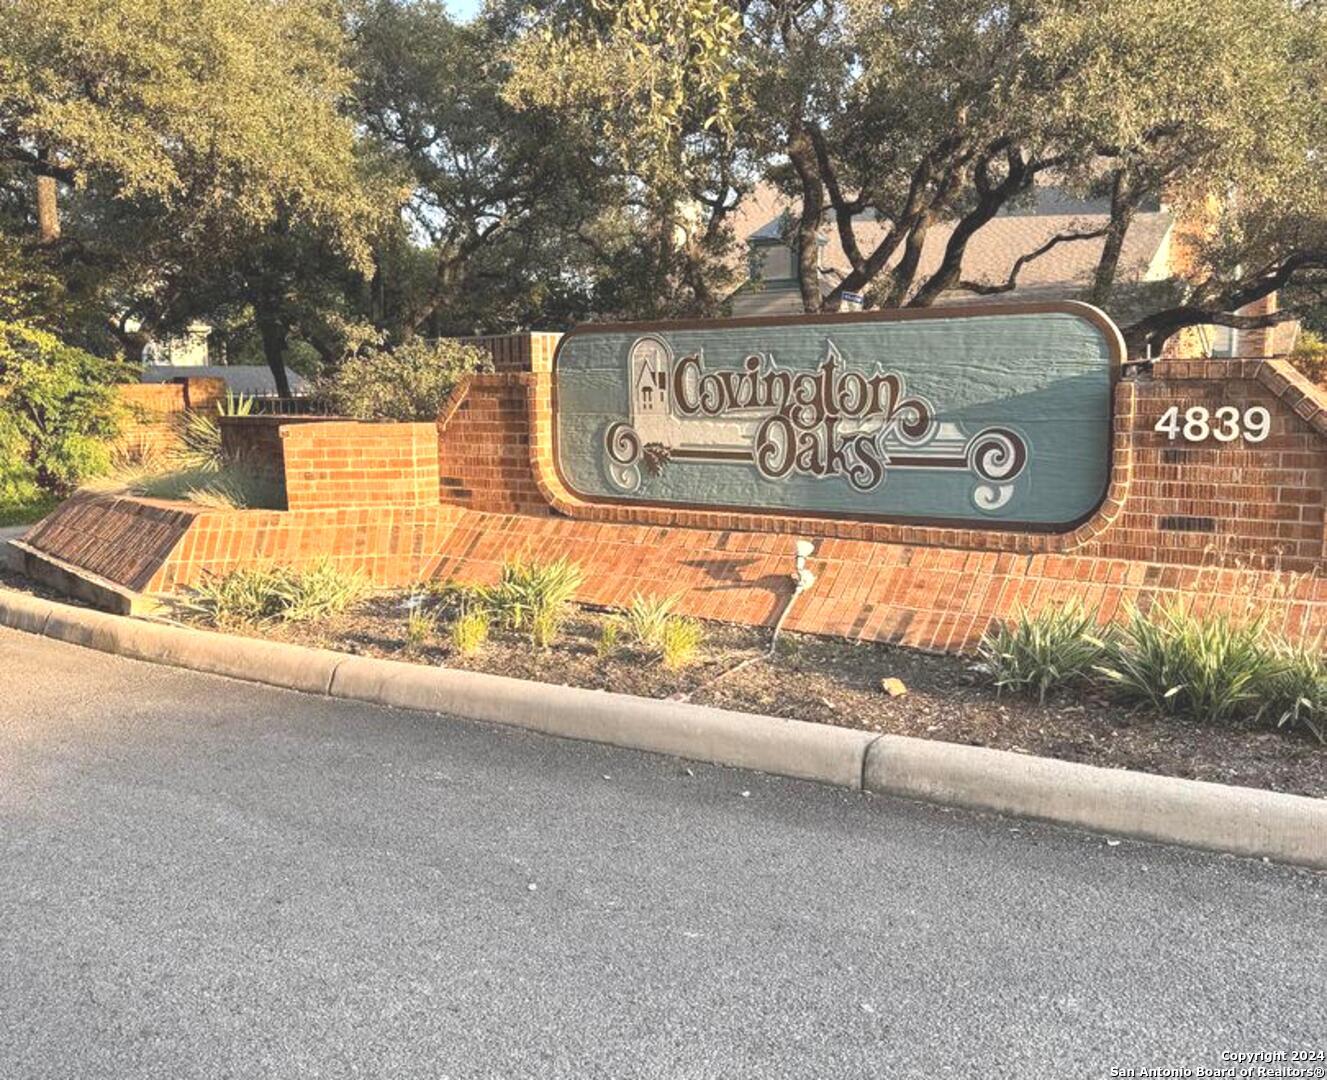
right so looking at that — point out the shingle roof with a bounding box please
[729,183,1174,303]
[139,365,310,396]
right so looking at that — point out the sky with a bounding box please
[447,0,482,20]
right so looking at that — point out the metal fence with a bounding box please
[245,394,324,416]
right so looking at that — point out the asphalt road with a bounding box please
[2,626,1324,1079]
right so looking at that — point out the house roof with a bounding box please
[139,365,310,396]
[729,182,1175,304]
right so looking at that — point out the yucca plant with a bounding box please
[658,615,704,670]
[282,558,371,622]
[182,558,369,627]
[530,607,562,649]
[449,604,491,657]
[175,410,225,472]
[1261,640,1327,743]
[627,591,681,649]
[180,565,297,626]
[976,599,1111,704]
[482,556,584,642]
[169,390,255,472]
[403,598,438,653]
[596,617,621,658]
[1097,602,1282,724]
[218,389,256,418]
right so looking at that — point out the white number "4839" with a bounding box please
[1153,405,1271,443]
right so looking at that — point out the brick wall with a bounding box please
[453,332,562,373]
[506,358,1327,573]
[279,421,440,511]
[21,350,1327,654]
[147,504,458,590]
[436,374,550,514]
[116,377,229,458]
[428,511,1325,653]
[1078,359,1326,570]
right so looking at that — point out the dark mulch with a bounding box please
[217,591,1326,799]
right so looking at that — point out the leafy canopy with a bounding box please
[0,320,131,495]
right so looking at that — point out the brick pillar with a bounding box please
[1235,294,1278,358]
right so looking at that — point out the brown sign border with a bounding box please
[549,301,1125,535]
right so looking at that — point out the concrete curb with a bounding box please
[2,587,1324,869]
[865,736,1326,870]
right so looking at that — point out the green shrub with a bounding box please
[1262,640,1327,743]
[449,604,491,656]
[596,617,621,658]
[1290,329,1327,389]
[530,607,562,649]
[173,390,254,472]
[404,598,438,652]
[182,565,296,626]
[0,480,58,526]
[282,558,371,622]
[0,320,131,495]
[1097,603,1281,724]
[316,338,490,421]
[182,558,369,626]
[482,556,584,642]
[124,463,281,510]
[659,615,704,670]
[976,599,1111,704]
[626,591,681,648]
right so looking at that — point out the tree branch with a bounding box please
[955,225,1110,296]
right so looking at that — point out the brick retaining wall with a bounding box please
[115,378,227,459]
[425,358,1325,573]
[18,342,1327,652]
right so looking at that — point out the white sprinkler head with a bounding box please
[791,539,817,594]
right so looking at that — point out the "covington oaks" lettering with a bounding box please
[670,351,936,492]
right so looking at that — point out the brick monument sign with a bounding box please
[9,309,1326,650]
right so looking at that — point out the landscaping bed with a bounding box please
[196,588,1326,799]
[2,554,1321,799]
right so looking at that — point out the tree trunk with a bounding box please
[35,148,60,245]
[1087,172,1135,308]
[787,126,825,313]
[255,301,293,399]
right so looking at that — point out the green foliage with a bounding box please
[90,459,280,510]
[0,320,129,495]
[1097,604,1280,725]
[481,557,585,645]
[1262,641,1327,744]
[977,600,1112,704]
[658,615,704,670]
[529,608,562,649]
[174,412,225,473]
[0,0,376,250]
[1290,331,1327,389]
[449,604,491,657]
[181,558,370,627]
[172,391,254,472]
[316,338,490,421]
[283,558,372,622]
[504,0,746,188]
[626,591,682,649]
[596,617,621,658]
[404,598,438,653]
[622,592,703,667]
[0,486,58,526]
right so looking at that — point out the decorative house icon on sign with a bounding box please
[630,336,669,413]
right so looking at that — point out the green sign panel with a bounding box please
[551,303,1123,531]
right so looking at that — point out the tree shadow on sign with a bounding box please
[680,555,792,602]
